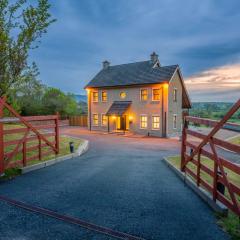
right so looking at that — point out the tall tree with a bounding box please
[0,0,55,96]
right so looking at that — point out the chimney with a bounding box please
[150,52,159,64]
[103,60,110,69]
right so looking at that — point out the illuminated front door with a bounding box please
[116,116,126,130]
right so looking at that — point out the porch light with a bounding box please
[163,83,168,89]
[129,115,133,123]
[112,115,116,120]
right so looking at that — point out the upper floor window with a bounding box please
[140,89,148,101]
[152,88,161,101]
[101,114,107,126]
[93,114,99,126]
[173,88,177,102]
[120,92,126,99]
[152,116,160,130]
[173,114,177,129]
[102,91,107,102]
[93,91,98,102]
[140,115,148,129]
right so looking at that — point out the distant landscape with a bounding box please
[190,102,239,123]
[74,94,87,103]
[74,95,239,123]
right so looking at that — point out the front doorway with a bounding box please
[116,116,126,130]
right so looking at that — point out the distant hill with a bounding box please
[191,102,234,111]
[74,94,87,103]
[190,102,239,123]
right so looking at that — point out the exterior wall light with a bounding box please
[129,116,133,124]
[112,115,116,120]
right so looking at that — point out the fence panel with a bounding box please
[69,115,88,127]
[0,97,59,175]
[181,99,240,216]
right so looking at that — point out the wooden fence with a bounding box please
[181,99,240,216]
[0,97,59,175]
[69,115,88,127]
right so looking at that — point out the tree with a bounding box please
[0,0,55,96]
[42,88,78,116]
[11,66,46,115]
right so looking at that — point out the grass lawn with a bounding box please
[167,156,240,240]
[2,123,84,177]
[228,136,240,145]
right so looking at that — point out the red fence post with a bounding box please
[38,137,42,161]
[196,150,201,186]
[22,141,27,167]
[55,113,60,154]
[0,97,4,175]
[181,112,188,171]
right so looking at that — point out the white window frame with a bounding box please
[140,114,148,129]
[92,113,99,126]
[152,88,161,101]
[173,88,177,102]
[101,114,107,126]
[101,90,107,102]
[140,88,148,101]
[173,114,177,129]
[152,115,160,130]
[92,91,99,102]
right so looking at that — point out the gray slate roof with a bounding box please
[106,101,132,116]
[85,61,178,88]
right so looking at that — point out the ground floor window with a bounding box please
[152,116,160,130]
[173,114,177,129]
[102,114,107,126]
[93,114,99,126]
[140,115,148,129]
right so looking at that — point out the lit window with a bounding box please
[173,115,177,129]
[102,114,107,126]
[120,92,126,99]
[93,92,98,102]
[152,116,160,130]
[102,91,107,102]
[93,114,98,126]
[140,115,148,129]
[140,89,148,101]
[152,88,161,101]
[173,89,177,102]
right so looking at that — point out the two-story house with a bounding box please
[85,52,191,137]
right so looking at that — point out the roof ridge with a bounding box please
[108,60,178,69]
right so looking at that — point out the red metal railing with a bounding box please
[181,99,240,216]
[0,97,59,175]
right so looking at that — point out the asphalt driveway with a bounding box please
[0,128,229,240]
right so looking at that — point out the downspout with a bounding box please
[162,86,166,137]
[88,90,92,131]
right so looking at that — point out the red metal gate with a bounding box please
[0,97,59,175]
[181,99,240,216]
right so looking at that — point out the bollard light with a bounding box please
[69,142,74,153]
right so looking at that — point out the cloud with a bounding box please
[28,0,240,100]
[185,64,240,102]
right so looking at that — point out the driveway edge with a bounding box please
[162,157,228,216]
[21,140,89,174]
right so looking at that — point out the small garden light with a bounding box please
[69,142,74,153]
